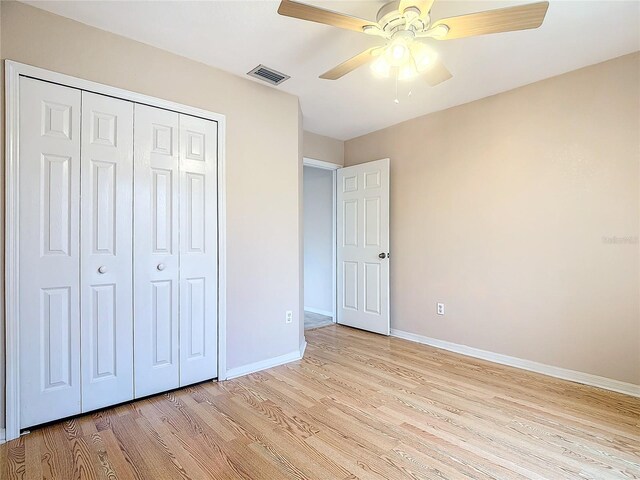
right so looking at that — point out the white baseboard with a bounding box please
[304,306,334,318]
[300,339,308,357]
[391,329,640,398]
[0,428,5,445]
[225,345,306,380]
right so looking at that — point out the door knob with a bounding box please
[157,263,166,271]
[378,253,387,259]
[98,265,108,274]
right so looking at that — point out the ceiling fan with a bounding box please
[278,0,549,86]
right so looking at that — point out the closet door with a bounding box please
[80,92,134,411]
[178,115,218,386]
[134,104,180,397]
[19,77,82,427]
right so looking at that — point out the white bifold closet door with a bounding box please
[18,78,218,428]
[134,104,218,398]
[19,80,135,427]
[80,92,134,411]
[178,114,218,386]
[19,77,82,428]
[134,105,181,397]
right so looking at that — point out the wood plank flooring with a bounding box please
[2,324,639,479]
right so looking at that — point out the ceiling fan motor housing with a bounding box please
[376,0,429,34]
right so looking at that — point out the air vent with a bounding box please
[247,65,290,86]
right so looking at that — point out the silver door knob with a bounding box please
[98,265,108,274]
[157,263,166,271]
[378,253,387,259]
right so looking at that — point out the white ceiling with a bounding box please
[25,0,640,140]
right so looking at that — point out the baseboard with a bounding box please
[0,428,5,445]
[390,329,640,398]
[304,306,334,318]
[300,339,308,357]
[225,345,305,380]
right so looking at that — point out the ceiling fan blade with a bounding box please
[423,58,452,86]
[399,0,435,18]
[430,1,549,40]
[320,48,379,80]
[278,0,377,33]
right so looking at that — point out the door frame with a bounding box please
[4,60,228,441]
[302,157,340,323]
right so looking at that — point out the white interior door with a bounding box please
[133,104,180,397]
[337,158,390,335]
[178,114,218,386]
[80,92,134,411]
[19,77,82,427]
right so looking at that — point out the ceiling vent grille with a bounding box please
[247,65,290,86]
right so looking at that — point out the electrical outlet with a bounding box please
[286,310,293,324]
[437,303,445,315]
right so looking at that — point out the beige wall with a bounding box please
[1,0,303,418]
[345,52,640,385]
[303,130,344,166]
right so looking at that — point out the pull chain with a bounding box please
[394,74,399,104]
[393,75,412,104]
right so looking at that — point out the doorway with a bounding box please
[303,158,339,330]
[302,157,391,335]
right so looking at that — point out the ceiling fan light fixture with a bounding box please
[392,44,407,60]
[385,39,411,66]
[370,39,436,79]
[398,62,418,81]
[370,56,392,78]
[410,42,436,72]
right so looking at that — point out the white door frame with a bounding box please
[302,157,340,322]
[4,60,228,441]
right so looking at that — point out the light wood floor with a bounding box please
[2,324,639,479]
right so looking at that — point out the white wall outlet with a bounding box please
[286,310,293,324]
[437,303,445,315]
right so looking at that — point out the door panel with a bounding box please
[343,199,358,246]
[337,158,390,335]
[42,154,72,255]
[152,168,174,252]
[151,280,174,365]
[364,198,381,246]
[134,104,180,397]
[364,262,382,314]
[80,92,134,411]
[179,114,218,386]
[41,287,73,389]
[89,284,116,377]
[185,173,205,252]
[19,77,82,428]
[185,278,206,358]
